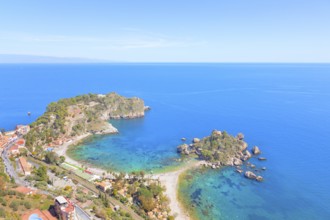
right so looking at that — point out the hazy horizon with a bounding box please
[1,0,330,63]
[1,54,330,64]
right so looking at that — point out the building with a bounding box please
[16,124,30,135]
[55,196,78,220]
[0,134,9,150]
[96,181,112,192]
[18,157,32,175]
[8,134,18,143]
[9,144,20,156]
[22,209,57,220]
[53,139,64,146]
[16,138,26,147]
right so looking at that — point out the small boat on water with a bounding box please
[27,112,31,116]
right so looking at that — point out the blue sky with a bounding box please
[0,0,329,62]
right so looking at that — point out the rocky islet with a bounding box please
[177,130,267,182]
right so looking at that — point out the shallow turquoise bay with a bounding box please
[67,118,183,173]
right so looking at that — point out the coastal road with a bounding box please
[1,139,27,186]
[1,140,53,197]
[28,156,144,220]
[75,204,92,220]
[2,147,90,220]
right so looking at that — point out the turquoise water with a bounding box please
[1,63,330,219]
[67,118,183,172]
[179,164,328,220]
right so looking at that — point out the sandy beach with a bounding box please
[54,133,202,219]
[53,133,108,176]
[155,160,203,220]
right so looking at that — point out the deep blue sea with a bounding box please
[1,63,330,219]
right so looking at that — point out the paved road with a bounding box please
[75,204,92,220]
[1,138,27,186]
[1,140,96,220]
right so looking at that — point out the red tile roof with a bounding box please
[19,157,31,174]
[16,138,25,146]
[64,202,75,213]
[10,145,19,151]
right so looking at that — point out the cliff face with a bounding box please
[25,93,146,150]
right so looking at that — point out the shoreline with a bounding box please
[53,132,203,220]
[53,133,110,176]
[154,160,204,220]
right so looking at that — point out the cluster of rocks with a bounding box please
[202,161,222,169]
[177,143,190,155]
[245,171,264,182]
[144,106,151,111]
[242,146,267,182]
[178,131,267,183]
[177,137,203,155]
[252,146,261,155]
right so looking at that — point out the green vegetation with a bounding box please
[77,190,134,220]
[24,165,51,190]
[25,92,145,155]
[177,169,201,220]
[44,151,65,165]
[0,158,10,191]
[137,187,154,211]
[60,162,92,180]
[108,172,171,219]
[33,166,49,182]
[0,158,53,219]
[178,130,248,165]
[28,156,141,220]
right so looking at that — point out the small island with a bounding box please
[177,130,265,182]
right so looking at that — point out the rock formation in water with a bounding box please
[177,130,266,182]
[178,130,250,166]
[252,146,261,155]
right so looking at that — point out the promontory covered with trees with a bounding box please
[25,93,146,154]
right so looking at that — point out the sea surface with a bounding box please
[1,63,330,219]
